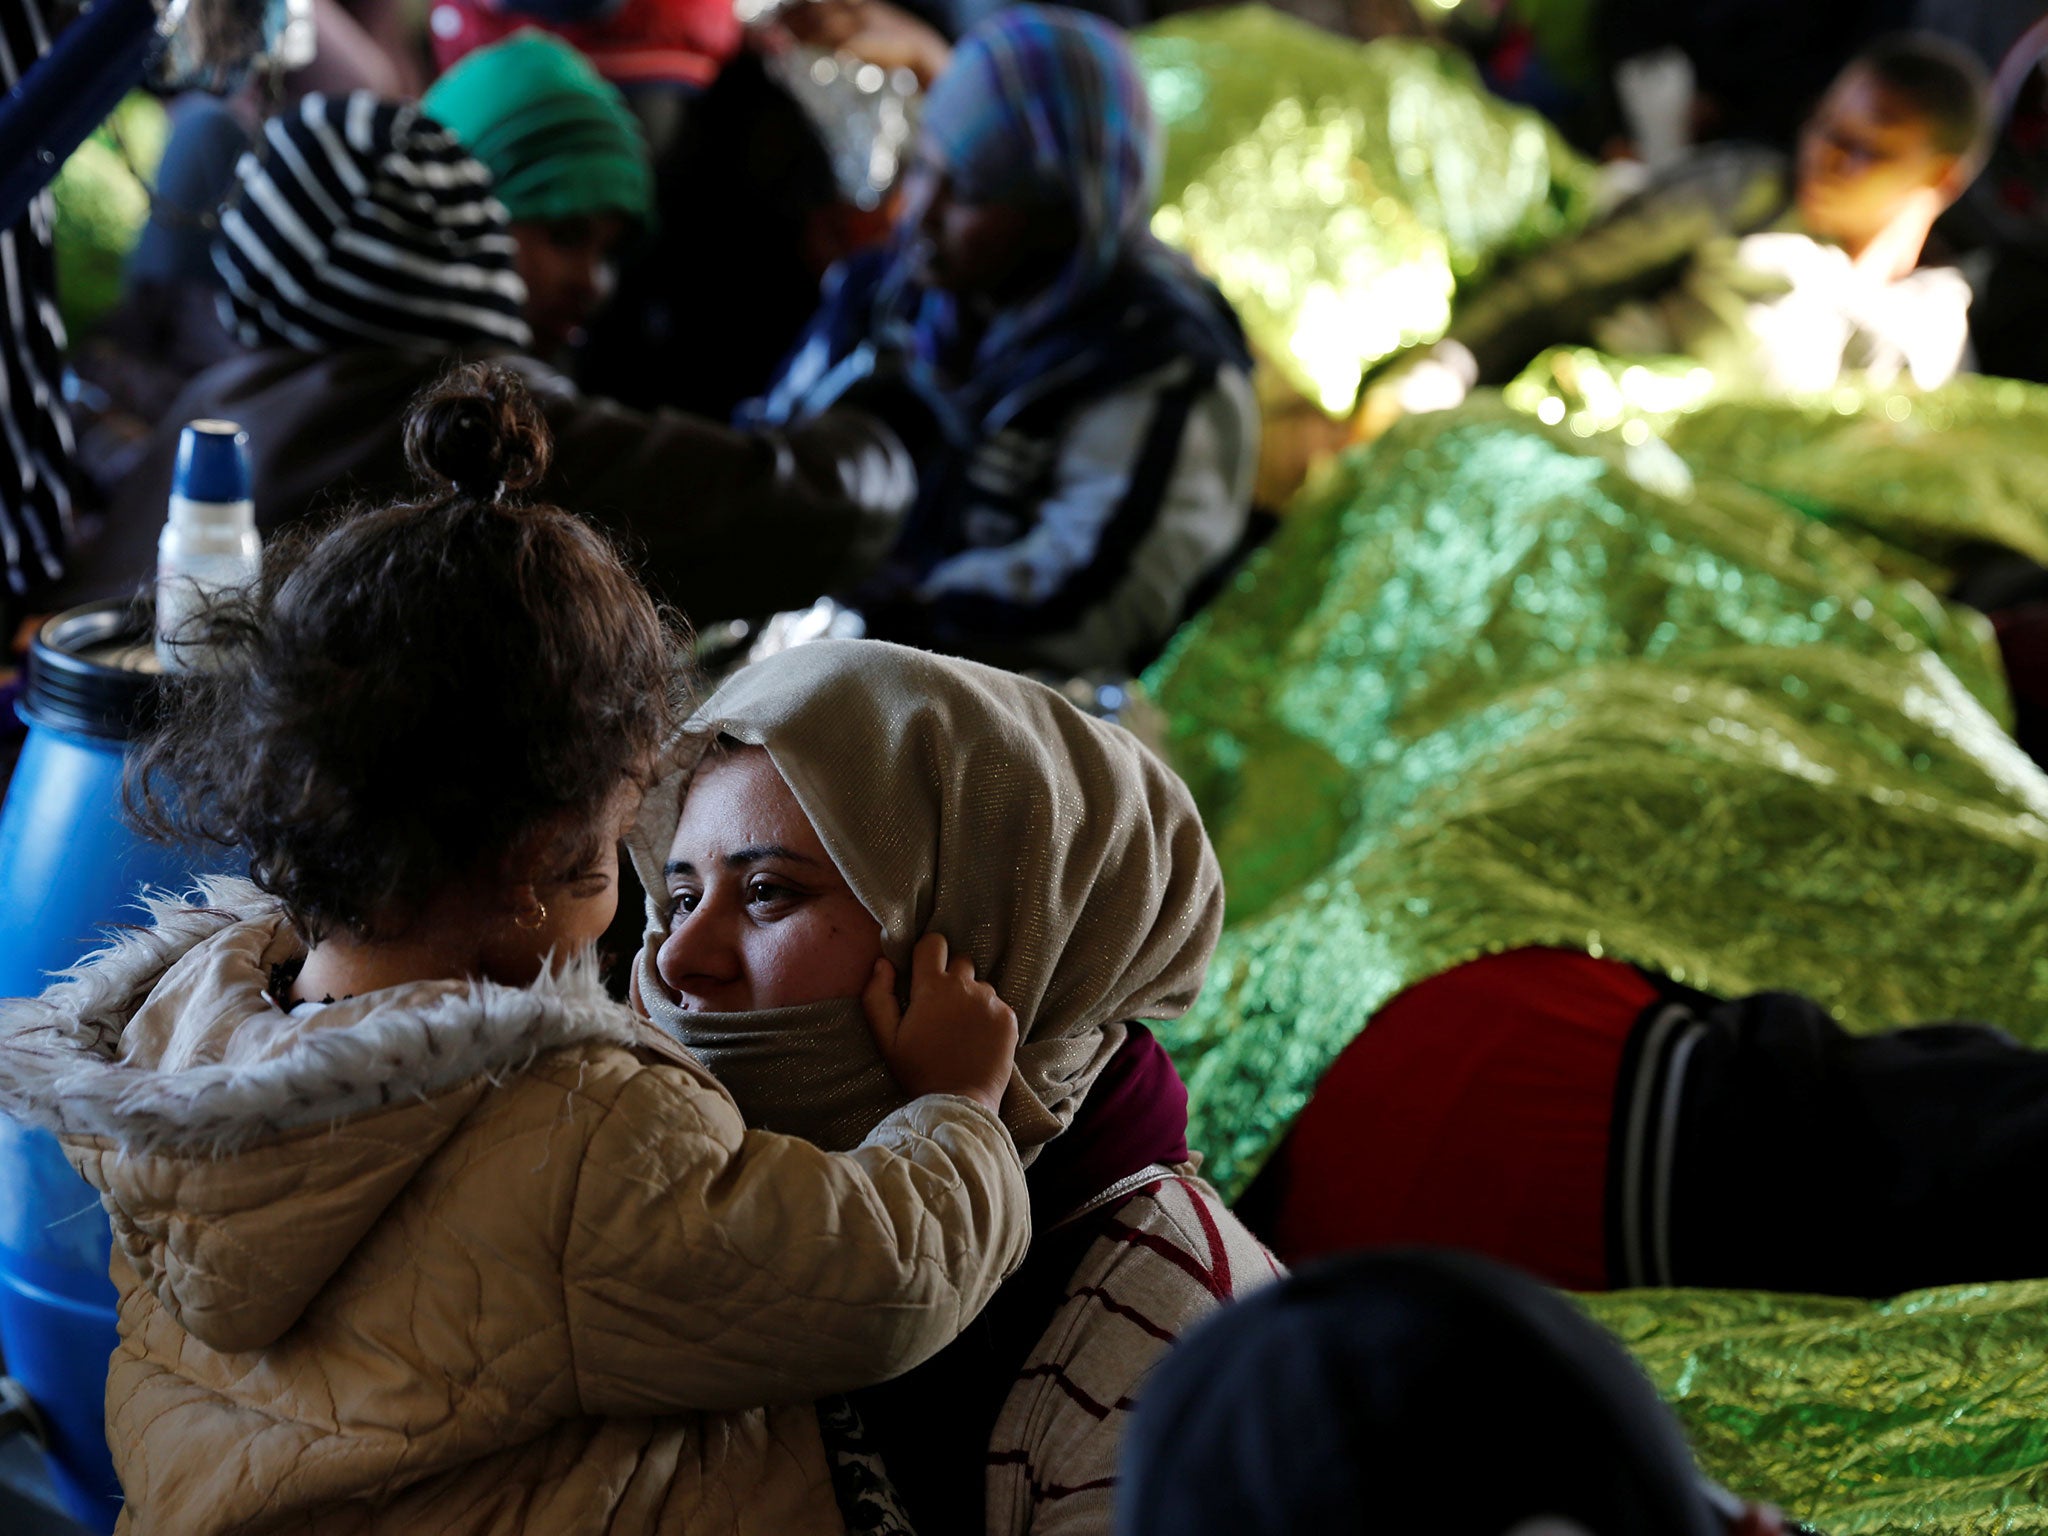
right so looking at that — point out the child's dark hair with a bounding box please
[128,362,684,942]
[1852,33,1996,164]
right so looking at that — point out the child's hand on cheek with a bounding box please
[862,932,1018,1115]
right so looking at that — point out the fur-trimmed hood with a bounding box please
[0,878,658,1351]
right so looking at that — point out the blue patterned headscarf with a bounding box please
[883,5,1201,369]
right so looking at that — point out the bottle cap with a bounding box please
[172,419,251,504]
[23,599,160,741]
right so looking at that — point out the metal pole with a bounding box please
[0,0,160,231]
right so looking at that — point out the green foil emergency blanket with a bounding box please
[1144,398,2045,1201]
[1582,1282,2048,1534]
[1144,400,2048,1530]
[1664,376,2048,575]
[1135,7,1599,414]
[1504,350,2048,577]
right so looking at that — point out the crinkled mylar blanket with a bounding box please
[1144,392,2048,1533]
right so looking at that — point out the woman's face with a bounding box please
[511,212,627,356]
[905,154,1079,303]
[654,746,885,1012]
[476,778,643,985]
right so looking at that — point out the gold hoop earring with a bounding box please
[515,899,549,932]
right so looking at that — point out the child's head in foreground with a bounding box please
[129,362,679,981]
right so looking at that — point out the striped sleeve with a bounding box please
[1,0,77,598]
[986,1176,1282,1536]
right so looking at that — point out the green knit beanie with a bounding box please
[423,31,653,228]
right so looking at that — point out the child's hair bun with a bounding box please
[403,361,552,503]
[127,354,678,945]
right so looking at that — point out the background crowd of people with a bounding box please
[10,0,2048,664]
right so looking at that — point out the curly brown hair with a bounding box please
[127,362,686,943]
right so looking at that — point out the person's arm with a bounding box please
[292,0,420,100]
[1848,263,1973,391]
[522,364,917,625]
[565,1073,1029,1414]
[567,934,1028,1415]
[774,0,954,87]
[909,361,1257,674]
[1434,147,1789,384]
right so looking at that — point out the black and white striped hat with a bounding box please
[213,91,533,354]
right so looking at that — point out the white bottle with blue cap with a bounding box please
[155,419,261,673]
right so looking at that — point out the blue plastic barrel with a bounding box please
[0,599,224,1533]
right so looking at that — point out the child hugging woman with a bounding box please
[0,364,1030,1535]
[628,638,1280,1535]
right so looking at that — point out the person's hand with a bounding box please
[1352,338,1477,443]
[1253,402,1354,508]
[779,0,952,87]
[862,932,1018,1114]
[1388,338,1478,415]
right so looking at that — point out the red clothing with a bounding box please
[430,0,741,88]
[1253,948,1655,1291]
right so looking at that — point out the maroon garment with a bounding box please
[1024,1021,1190,1233]
[1241,949,1655,1292]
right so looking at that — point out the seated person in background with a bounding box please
[421,29,655,360]
[748,5,1260,677]
[1119,1250,1785,1536]
[572,0,955,422]
[1380,33,1995,414]
[62,89,916,627]
[0,364,1027,1534]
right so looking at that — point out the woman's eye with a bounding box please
[746,880,798,908]
[670,890,701,917]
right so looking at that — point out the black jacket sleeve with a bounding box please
[516,360,920,625]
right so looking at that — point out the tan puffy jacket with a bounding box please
[0,882,1030,1535]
